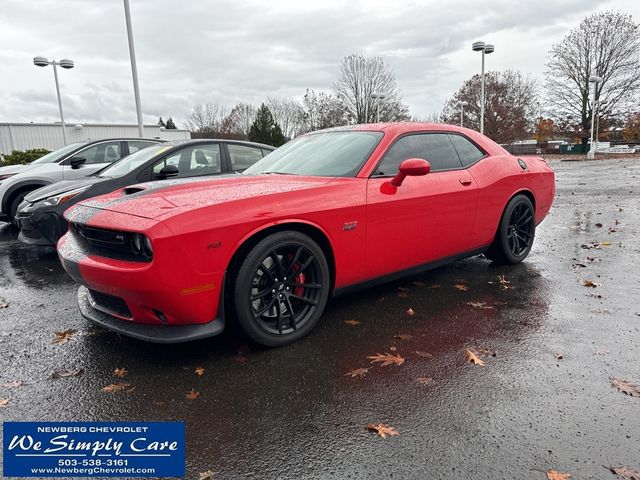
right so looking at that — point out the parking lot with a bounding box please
[1,158,639,479]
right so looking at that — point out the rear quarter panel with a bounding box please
[468,154,555,247]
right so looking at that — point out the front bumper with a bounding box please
[16,206,66,246]
[78,286,225,343]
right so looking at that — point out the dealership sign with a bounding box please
[3,422,185,477]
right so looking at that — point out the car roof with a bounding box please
[171,138,275,150]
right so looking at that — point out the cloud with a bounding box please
[1,0,638,127]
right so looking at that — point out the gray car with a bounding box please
[0,138,161,223]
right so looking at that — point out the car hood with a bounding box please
[25,177,106,203]
[76,174,336,220]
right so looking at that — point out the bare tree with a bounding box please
[266,98,305,139]
[221,103,256,137]
[300,89,347,133]
[441,70,538,143]
[185,103,228,133]
[545,11,640,146]
[334,54,410,123]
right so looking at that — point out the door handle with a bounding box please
[459,178,472,186]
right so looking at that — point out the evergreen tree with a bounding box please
[165,117,176,129]
[158,117,166,127]
[248,104,286,146]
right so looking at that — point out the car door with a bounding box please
[150,143,223,180]
[61,141,125,179]
[365,133,479,279]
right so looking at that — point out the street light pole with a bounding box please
[587,75,602,160]
[595,99,607,153]
[123,0,144,138]
[472,41,494,135]
[456,101,468,127]
[33,56,74,145]
[371,93,385,122]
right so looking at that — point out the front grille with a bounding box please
[20,227,42,239]
[71,223,152,262]
[88,289,132,319]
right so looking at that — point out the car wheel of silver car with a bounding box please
[232,231,331,347]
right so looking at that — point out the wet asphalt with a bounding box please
[1,158,639,480]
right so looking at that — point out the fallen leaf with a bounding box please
[412,281,426,287]
[608,227,618,233]
[51,368,85,379]
[467,301,493,309]
[344,319,360,326]
[465,349,486,367]
[406,308,415,316]
[415,351,433,358]
[0,399,8,408]
[367,423,399,438]
[605,466,640,479]
[586,256,601,262]
[595,223,603,228]
[429,284,442,289]
[583,280,600,288]
[611,378,640,397]
[114,368,128,378]
[572,263,587,268]
[102,383,131,393]
[454,284,468,291]
[195,367,206,376]
[555,352,564,360]
[52,329,77,344]
[497,275,513,289]
[601,241,612,246]
[367,352,405,367]
[198,470,216,480]
[547,470,571,480]
[416,376,434,385]
[344,368,369,378]
[3,380,23,389]
[394,334,413,340]
[186,389,200,400]
[0,296,7,308]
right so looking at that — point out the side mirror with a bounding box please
[391,158,430,186]
[158,164,179,179]
[69,157,86,169]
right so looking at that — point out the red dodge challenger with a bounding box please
[58,123,555,346]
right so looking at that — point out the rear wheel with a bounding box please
[485,194,535,264]
[232,231,331,347]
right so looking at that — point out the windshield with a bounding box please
[31,142,87,164]
[96,144,171,178]
[243,131,383,177]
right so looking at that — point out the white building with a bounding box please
[0,122,191,155]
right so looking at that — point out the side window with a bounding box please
[375,133,462,175]
[128,140,156,154]
[449,134,485,167]
[228,144,265,172]
[75,142,122,165]
[152,144,222,178]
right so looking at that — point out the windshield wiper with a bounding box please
[262,171,295,175]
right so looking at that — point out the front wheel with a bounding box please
[485,194,536,264]
[232,231,331,347]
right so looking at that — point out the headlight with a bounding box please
[0,173,17,182]
[37,186,90,207]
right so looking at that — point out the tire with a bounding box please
[484,194,536,264]
[9,191,30,225]
[232,231,331,347]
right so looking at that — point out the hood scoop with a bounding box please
[123,186,147,195]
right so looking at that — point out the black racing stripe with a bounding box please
[69,174,239,221]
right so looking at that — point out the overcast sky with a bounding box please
[1,0,638,128]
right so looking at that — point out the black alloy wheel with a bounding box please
[233,231,330,346]
[485,194,536,264]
